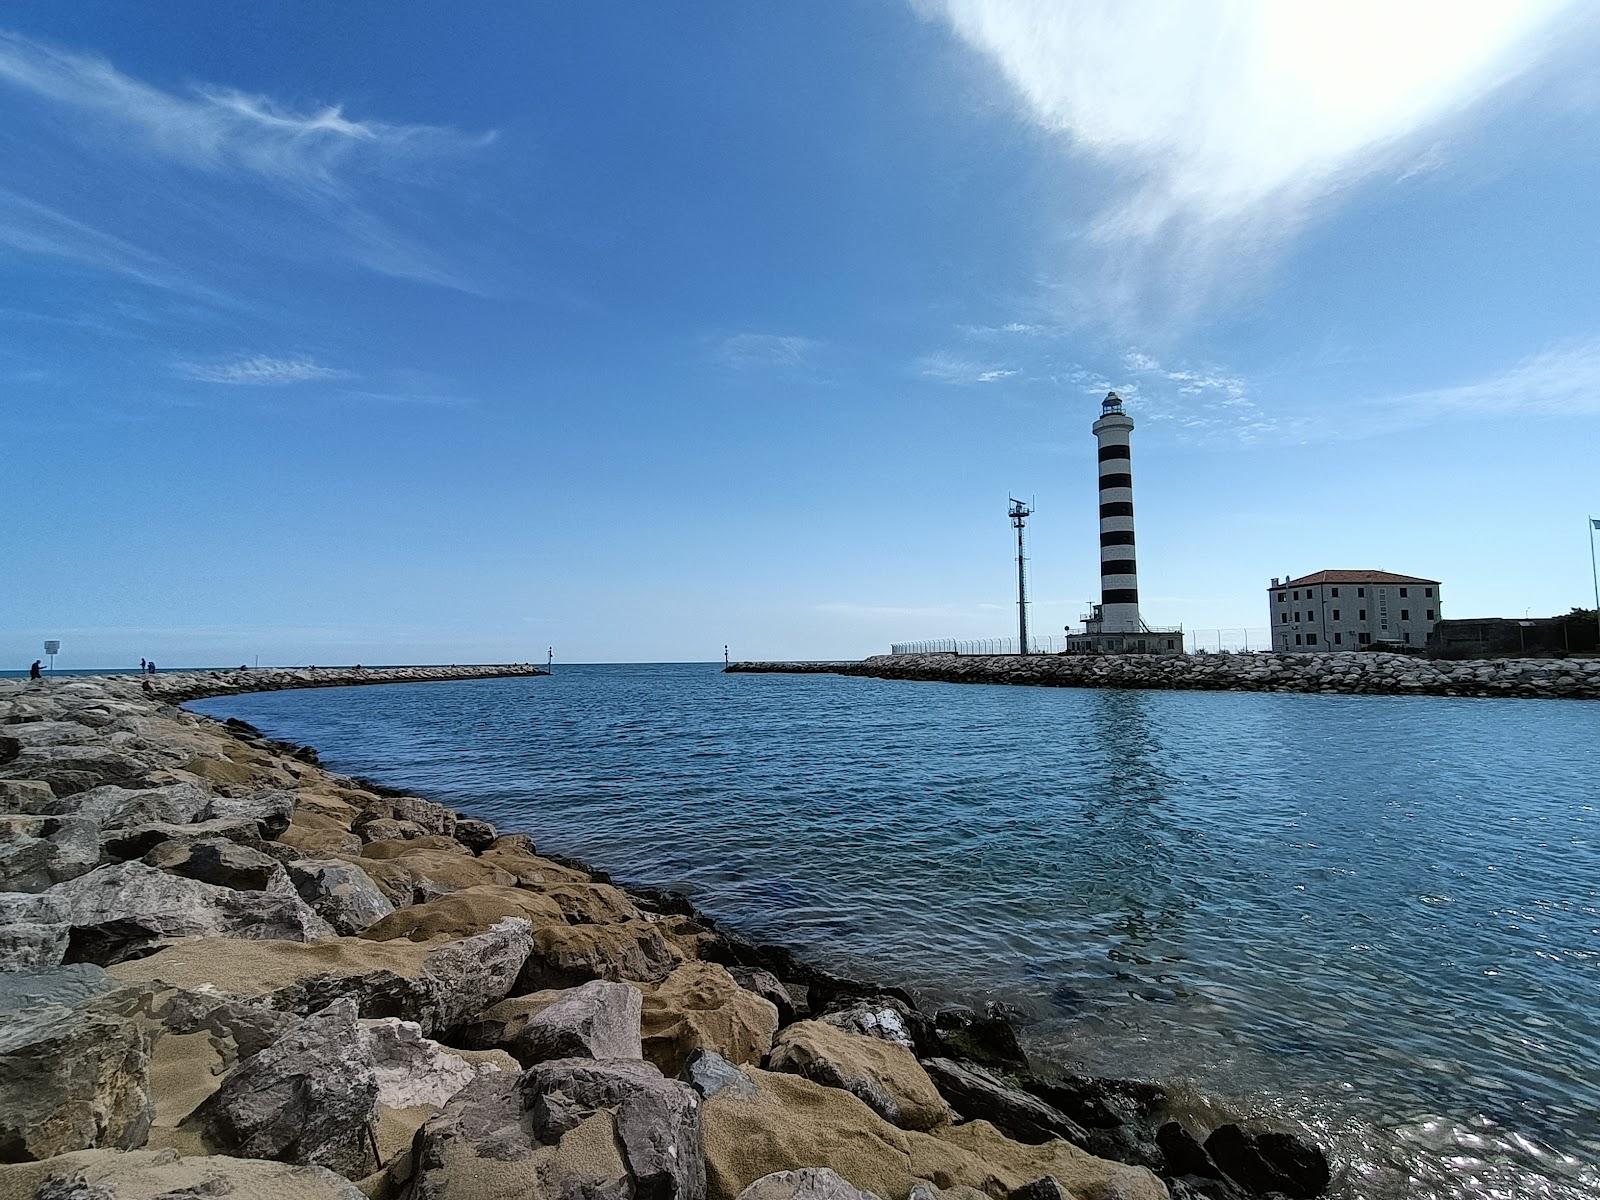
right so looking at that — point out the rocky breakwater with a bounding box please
[729,651,1600,700]
[2,672,1331,1200]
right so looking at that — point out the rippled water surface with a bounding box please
[191,664,1600,1199]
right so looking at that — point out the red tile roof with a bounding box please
[1269,570,1440,589]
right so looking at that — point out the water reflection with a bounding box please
[192,666,1600,1200]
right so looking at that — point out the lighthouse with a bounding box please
[1093,391,1141,632]
[1065,391,1184,654]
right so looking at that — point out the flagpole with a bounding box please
[1591,516,1600,648]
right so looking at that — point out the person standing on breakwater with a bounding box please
[146,661,156,674]
[139,658,146,671]
[29,660,42,680]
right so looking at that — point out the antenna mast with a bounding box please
[1009,497,1033,653]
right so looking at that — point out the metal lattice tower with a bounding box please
[1009,497,1033,653]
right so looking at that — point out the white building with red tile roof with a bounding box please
[1268,570,1442,651]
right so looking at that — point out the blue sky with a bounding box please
[3,2,1599,666]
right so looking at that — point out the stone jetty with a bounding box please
[1,669,1331,1200]
[728,651,1600,700]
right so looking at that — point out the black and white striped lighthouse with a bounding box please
[1093,391,1141,633]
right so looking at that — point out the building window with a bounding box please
[1278,612,1286,624]
[1399,587,1408,598]
[1306,633,1317,645]
[1400,609,1409,621]
[1425,587,1434,598]
[1166,639,1175,650]
[1277,592,1286,602]
[1359,609,1366,620]
[1359,632,1371,645]
[1332,609,1340,620]
[1358,587,1365,598]
[1334,632,1343,645]
[1295,634,1302,645]
[1292,611,1299,622]
[1427,609,1435,621]
[1293,590,1300,600]
[1331,587,1339,597]
[1402,633,1410,644]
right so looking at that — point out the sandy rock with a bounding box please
[525,1057,706,1200]
[106,916,535,1037]
[0,990,155,1162]
[142,836,281,891]
[736,1168,882,1200]
[643,961,780,1076]
[360,835,470,861]
[358,884,562,942]
[535,880,644,924]
[358,1017,513,1109]
[51,862,333,966]
[768,1022,948,1132]
[453,989,566,1050]
[919,1060,1085,1147]
[189,997,378,1178]
[0,1148,368,1200]
[356,817,428,843]
[285,858,394,935]
[278,820,363,858]
[521,920,680,990]
[0,745,162,798]
[511,979,643,1065]
[383,795,459,837]
[702,1068,1165,1200]
[349,849,517,906]
[476,846,592,886]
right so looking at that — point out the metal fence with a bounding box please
[889,629,1274,656]
[889,637,1067,656]
[1185,629,1272,653]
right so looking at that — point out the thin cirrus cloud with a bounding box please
[917,351,1017,384]
[717,333,819,369]
[0,29,496,293]
[923,0,1577,327]
[176,355,346,386]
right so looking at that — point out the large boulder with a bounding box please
[188,997,378,1179]
[642,961,780,1075]
[921,1059,1087,1147]
[0,989,155,1162]
[820,998,916,1050]
[701,1068,1166,1200]
[51,862,332,965]
[768,1022,948,1132]
[736,1168,881,1200]
[357,1017,513,1109]
[0,745,162,797]
[923,1005,1028,1072]
[99,817,264,863]
[511,979,643,1065]
[106,917,535,1037]
[0,892,70,970]
[285,858,394,935]
[201,787,296,838]
[454,817,498,852]
[70,783,213,828]
[0,816,99,892]
[143,836,281,891]
[346,848,516,906]
[408,1057,705,1200]
[1203,1123,1329,1198]
[521,919,680,989]
[0,1148,367,1200]
[358,884,562,942]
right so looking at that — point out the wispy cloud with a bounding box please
[717,333,819,369]
[0,29,497,293]
[917,351,1017,384]
[177,355,346,386]
[1390,339,1600,419]
[924,1,1575,329]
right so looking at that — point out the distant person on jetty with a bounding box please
[146,661,156,674]
[139,658,146,671]
[29,660,42,680]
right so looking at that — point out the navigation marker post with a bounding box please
[1590,517,1600,646]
